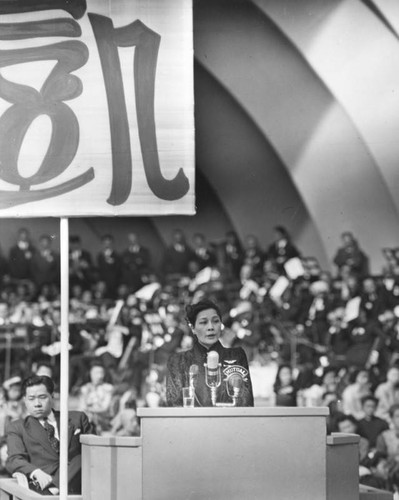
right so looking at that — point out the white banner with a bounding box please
[0,0,194,216]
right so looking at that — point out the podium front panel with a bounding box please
[138,407,328,500]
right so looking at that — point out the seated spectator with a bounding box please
[6,375,93,495]
[266,226,300,273]
[341,368,371,420]
[359,451,390,491]
[110,400,140,437]
[345,310,381,368]
[94,320,130,377]
[327,307,350,359]
[243,234,264,277]
[121,232,152,292]
[360,277,389,322]
[0,376,26,473]
[161,229,194,279]
[96,234,121,299]
[191,233,217,271]
[229,300,263,364]
[333,231,369,279]
[336,413,370,464]
[220,230,244,281]
[299,279,334,347]
[382,247,398,278]
[301,367,338,407]
[375,310,399,373]
[357,395,389,449]
[69,235,93,291]
[79,362,115,434]
[376,403,399,490]
[335,273,360,304]
[323,391,345,434]
[272,364,297,406]
[375,365,399,422]
[143,369,164,408]
[29,234,60,294]
[8,227,36,282]
[0,376,25,428]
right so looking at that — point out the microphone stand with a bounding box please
[188,365,198,404]
[204,363,221,406]
[215,377,242,407]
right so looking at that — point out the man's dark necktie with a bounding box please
[43,418,59,452]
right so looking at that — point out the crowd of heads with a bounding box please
[0,226,399,488]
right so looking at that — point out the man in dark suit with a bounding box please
[6,375,93,494]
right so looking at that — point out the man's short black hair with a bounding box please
[69,235,81,244]
[22,375,54,397]
[90,360,105,370]
[336,413,359,428]
[361,394,378,406]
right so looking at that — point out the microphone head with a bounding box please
[207,351,219,369]
[189,364,199,376]
[228,374,243,390]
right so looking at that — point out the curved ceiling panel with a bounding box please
[362,0,399,37]
[255,0,399,216]
[370,0,399,36]
[194,0,399,272]
[194,61,328,265]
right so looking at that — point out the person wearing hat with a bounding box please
[1,376,25,423]
[166,299,254,407]
[6,375,94,495]
[266,226,301,273]
[0,376,25,473]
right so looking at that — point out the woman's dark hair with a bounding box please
[319,367,337,384]
[348,368,369,384]
[361,394,379,406]
[336,413,359,430]
[90,361,105,371]
[21,375,54,397]
[273,364,293,392]
[186,299,221,326]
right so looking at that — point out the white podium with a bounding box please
[138,407,329,500]
[78,407,392,500]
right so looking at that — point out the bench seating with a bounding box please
[0,478,82,500]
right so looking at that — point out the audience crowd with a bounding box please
[0,226,398,493]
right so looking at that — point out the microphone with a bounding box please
[189,364,199,389]
[205,351,220,388]
[228,374,243,397]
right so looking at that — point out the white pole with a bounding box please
[59,217,69,500]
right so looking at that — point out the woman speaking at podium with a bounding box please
[166,299,254,407]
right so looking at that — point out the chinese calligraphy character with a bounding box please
[90,13,189,204]
[0,1,190,210]
[0,40,94,209]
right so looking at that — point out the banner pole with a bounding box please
[59,217,69,500]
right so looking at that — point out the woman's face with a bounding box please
[7,385,21,401]
[356,370,369,386]
[279,367,292,386]
[323,372,336,389]
[90,366,105,385]
[193,308,222,348]
[338,419,356,434]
